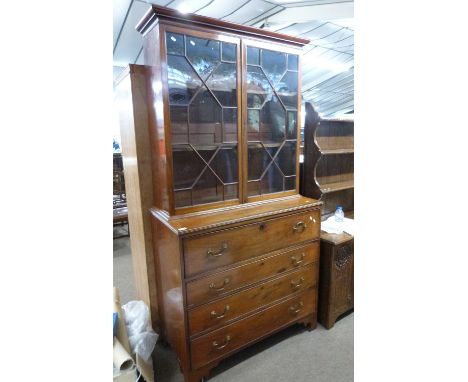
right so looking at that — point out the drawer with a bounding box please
[186,242,319,307]
[188,264,317,336]
[190,289,316,370]
[183,209,320,277]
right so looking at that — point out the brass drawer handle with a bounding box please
[293,221,307,233]
[212,335,231,350]
[211,305,230,319]
[290,253,305,266]
[209,277,230,292]
[289,301,304,315]
[290,277,305,290]
[207,242,228,258]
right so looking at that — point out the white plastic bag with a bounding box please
[122,300,158,362]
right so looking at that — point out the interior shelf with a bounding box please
[319,179,354,193]
[320,148,354,155]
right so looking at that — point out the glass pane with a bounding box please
[195,146,216,163]
[246,66,273,108]
[189,86,223,144]
[206,63,237,107]
[275,71,298,109]
[210,146,238,184]
[222,42,236,62]
[224,183,238,200]
[285,176,296,191]
[192,169,223,205]
[287,111,297,139]
[172,145,206,189]
[185,36,220,80]
[247,143,269,181]
[261,49,286,85]
[247,46,260,65]
[275,141,297,176]
[170,106,189,144]
[248,180,260,196]
[175,189,192,208]
[166,32,184,55]
[167,55,202,105]
[288,54,298,71]
[223,108,237,142]
[246,46,298,198]
[247,109,260,140]
[261,95,286,142]
[260,164,283,194]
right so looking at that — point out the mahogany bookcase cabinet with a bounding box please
[301,102,354,329]
[117,6,323,382]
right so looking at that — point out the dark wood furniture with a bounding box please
[301,102,354,329]
[317,231,354,329]
[115,6,321,382]
[301,102,354,219]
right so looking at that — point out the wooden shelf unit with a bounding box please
[301,102,354,218]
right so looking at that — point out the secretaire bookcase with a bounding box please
[118,5,322,381]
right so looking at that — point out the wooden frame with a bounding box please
[138,6,308,215]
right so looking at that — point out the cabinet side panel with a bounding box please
[115,68,159,329]
[152,218,190,371]
[143,25,171,213]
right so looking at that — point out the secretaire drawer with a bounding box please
[183,209,320,277]
[190,289,316,370]
[188,265,317,336]
[186,242,319,307]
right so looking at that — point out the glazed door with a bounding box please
[163,27,242,212]
[242,39,302,201]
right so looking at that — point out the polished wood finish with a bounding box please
[136,5,309,46]
[188,264,317,336]
[129,7,319,382]
[317,235,354,329]
[114,65,159,328]
[183,209,320,276]
[186,242,319,307]
[190,289,317,370]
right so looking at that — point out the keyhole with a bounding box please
[259,223,266,231]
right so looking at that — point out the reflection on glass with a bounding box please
[166,32,184,55]
[262,49,286,84]
[167,55,202,105]
[206,63,237,107]
[247,46,260,65]
[222,42,236,62]
[246,66,272,108]
[261,96,286,142]
[287,111,297,139]
[185,36,220,79]
[189,86,223,144]
[170,106,189,144]
[275,140,297,176]
[276,71,298,109]
[246,46,298,197]
[288,54,298,71]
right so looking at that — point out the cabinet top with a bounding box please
[151,195,321,236]
[136,5,310,47]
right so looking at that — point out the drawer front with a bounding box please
[190,290,316,370]
[188,264,317,336]
[186,242,319,307]
[184,209,320,277]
